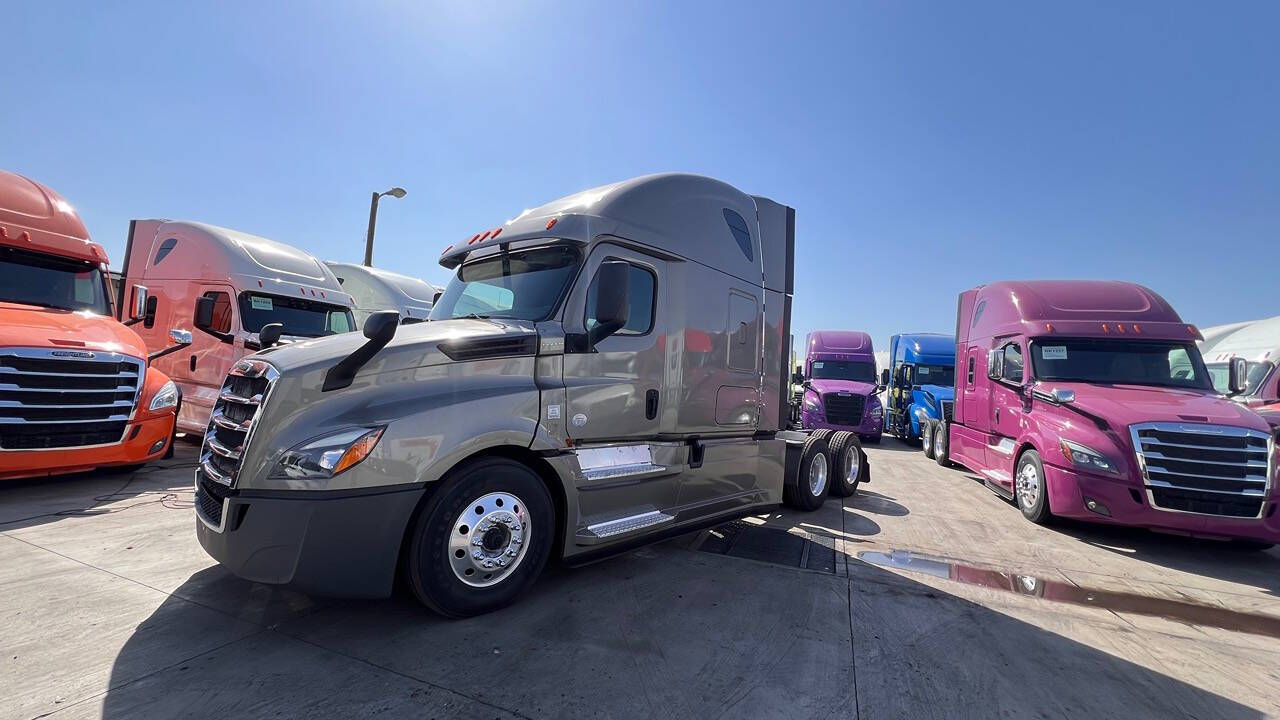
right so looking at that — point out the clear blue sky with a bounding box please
[5,2,1277,352]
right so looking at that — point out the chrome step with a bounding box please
[584,510,674,540]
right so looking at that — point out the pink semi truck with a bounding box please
[797,331,883,443]
[945,280,1278,549]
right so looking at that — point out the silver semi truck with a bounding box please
[195,173,870,616]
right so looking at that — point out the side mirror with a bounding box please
[792,371,804,385]
[130,286,149,320]
[194,296,215,331]
[169,328,192,346]
[322,311,399,392]
[987,351,1002,380]
[1228,356,1249,395]
[880,368,890,387]
[587,260,630,348]
[432,291,443,306]
[258,323,284,350]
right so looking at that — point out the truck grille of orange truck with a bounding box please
[0,348,143,449]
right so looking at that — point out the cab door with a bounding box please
[176,284,239,432]
[986,338,1026,490]
[562,243,665,442]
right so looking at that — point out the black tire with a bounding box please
[1015,449,1052,524]
[933,421,951,467]
[810,428,834,443]
[787,435,831,511]
[921,420,937,459]
[829,431,868,498]
[406,457,554,617]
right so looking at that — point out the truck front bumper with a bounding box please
[801,409,883,439]
[1044,463,1280,543]
[0,414,174,481]
[195,481,426,598]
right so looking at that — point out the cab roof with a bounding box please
[439,173,788,291]
[0,169,106,264]
[968,280,1196,343]
[324,261,440,305]
[807,330,873,356]
[1199,315,1280,363]
[892,333,955,364]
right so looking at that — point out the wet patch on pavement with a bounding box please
[693,521,837,574]
[858,549,1280,640]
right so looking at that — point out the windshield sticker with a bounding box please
[1041,346,1068,360]
[251,296,273,311]
[918,367,930,375]
[812,362,824,369]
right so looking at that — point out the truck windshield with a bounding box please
[810,360,877,382]
[237,293,355,337]
[913,364,955,387]
[1206,360,1274,396]
[0,246,110,315]
[1030,338,1212,390]
[430,246,580,322]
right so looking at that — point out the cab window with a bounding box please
[1001,343,1024,384]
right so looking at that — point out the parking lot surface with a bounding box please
[2,439,1278,719]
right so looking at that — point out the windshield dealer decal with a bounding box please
[251,296,274,311]
[1041,346,1068,360]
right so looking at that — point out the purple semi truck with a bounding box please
[945,280,1279,549]
[798,331,883,444]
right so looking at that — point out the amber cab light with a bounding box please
[546,217,558,230]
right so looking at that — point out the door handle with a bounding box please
[645,389,659,420]
[189,355,197,372]
[995,408,1000,423]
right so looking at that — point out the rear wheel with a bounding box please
[829,431,867,498]
[1015,450,1052,525]
[921,420,936,459]
[407,457,554,617]
[933,421,951,467]
[786,435,831,511]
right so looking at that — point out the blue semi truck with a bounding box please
[882,333,956,459]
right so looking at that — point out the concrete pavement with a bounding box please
[1,439,1277,719]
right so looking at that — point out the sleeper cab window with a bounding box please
[1002,343,1024,383]
[153,238,178,266]
[722,209,754,261]
[585,262,656,336]
[202,291,233,334]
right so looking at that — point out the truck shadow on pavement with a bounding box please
[95,539,1268,719]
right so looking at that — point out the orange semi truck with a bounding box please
[0,170,184,480]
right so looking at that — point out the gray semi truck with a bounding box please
[194,173,871,616]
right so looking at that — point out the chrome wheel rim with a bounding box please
[1016,462,1040,509]
[922,428,933,454]
[846,447,861,485]
[808,453,829,497]
[934,426,945,455]
[448,492,530,588]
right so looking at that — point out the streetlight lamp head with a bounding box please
[385,187,407,199]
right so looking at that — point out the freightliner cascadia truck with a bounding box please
[0,170,184,480]
[1199,315,1280,410]
[194,173,870,616]
[797,330,883,444]
[944,280,1278,549]
[117,220,356,435]
[324,261,441,327]
[882,333,956,457]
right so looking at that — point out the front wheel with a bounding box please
[1015,450,1052,525]
[406,457,554,617]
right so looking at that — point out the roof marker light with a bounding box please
[546,217,558,230]
[1045,323,1053,332]
[1133,324,1141,334]
[490,227,503,239]
[1116,324,1126,333]
[469,234,482,245]
[441,244,453,255]
[479,230,493,242]
[1101,324,1110,333]
[258,280,263,288]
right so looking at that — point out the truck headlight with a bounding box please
[1058,438,1121,476]
[149,380,179,411]
[804,396,820,411]
[271,427,385,480]
[867,401,882,418]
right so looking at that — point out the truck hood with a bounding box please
[808,379,878,397]
[917,384,954,404]
[256,317,538,377]
[1043,381,1271,433]
[0,302,147,359]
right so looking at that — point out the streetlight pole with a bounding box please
[364,186,406,267]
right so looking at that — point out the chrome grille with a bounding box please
[0,348,144,450]
[824,393,866,426]
[196,358,277,532]
[1130,422,1274,519]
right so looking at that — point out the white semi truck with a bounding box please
[1199,315,1280,407]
